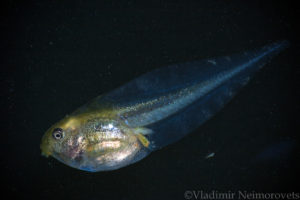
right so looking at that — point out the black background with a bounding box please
[2,1,299,199]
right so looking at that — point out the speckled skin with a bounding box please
[41,111,149,172]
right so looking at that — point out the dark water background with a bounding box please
[2,1,299,199]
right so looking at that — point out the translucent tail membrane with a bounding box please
[81,40,289,151]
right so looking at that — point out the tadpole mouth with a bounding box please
[41,150,50,157]
[40,142,51,157]
[40,132,52,157]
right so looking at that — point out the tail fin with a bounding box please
[146,41,289,150]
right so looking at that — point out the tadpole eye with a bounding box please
[52,128,64,140]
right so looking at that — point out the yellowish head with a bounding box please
[40,116,81,157]
[40,113,149,172]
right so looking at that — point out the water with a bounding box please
[2,1,299,199]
